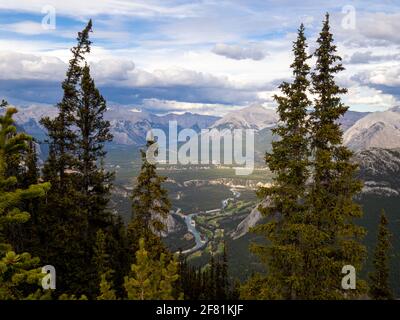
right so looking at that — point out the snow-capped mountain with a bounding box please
[344,107,400,151]
[7,102,375,151]
[8,104,219,146]
[212,104,279,130]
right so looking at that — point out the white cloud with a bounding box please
[344,86,398,111]
[347,51,400,64]
[0,51,65,80]
[140,99,243,116]
[354,66,400,87]
[0,0,198,19]
[91,59,135,81]
[0,21,53,35]
[212,43,268,61]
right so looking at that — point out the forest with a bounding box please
[0,14,394,300]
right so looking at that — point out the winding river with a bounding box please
[176,188,241,254]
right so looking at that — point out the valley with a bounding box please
[6,102,400,293]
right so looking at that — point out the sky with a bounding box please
[0,0,399,116]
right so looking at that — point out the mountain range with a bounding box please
[6,103,400,154]
[343,106,400,151]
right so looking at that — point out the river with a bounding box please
[176,188,240,255]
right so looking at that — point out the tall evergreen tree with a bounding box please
[35,20,120,297]
[73,61,114,296]
[307,13,366,299]
[0,104,51,299]
[124,238,180,300]
[97,273,117,300]
[127,140,171,258]
[5,139,42,253]
[369,210,393,300]
[37,21,93,296]
[249,24,312,299]
[75,63,113,227]
[41,20,92,186]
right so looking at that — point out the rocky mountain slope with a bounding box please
[212,104,278,130]
[8,104,219,146]
[344,106,400,151]
[233,147,400,238]
[355,148,400,196]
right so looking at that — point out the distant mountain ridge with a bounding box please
[8,104,220,146]
[344,106,400,151]
[212,104,279,130]
[10,103,398,153]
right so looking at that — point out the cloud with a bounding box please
[2,1,400,114]
[353,66,400,87]
[347,51,400,64]
[336,12,400,48]
[212,43,268,61]
[358,13,400,45]
[0,21,53,35]
[0,51,65,80]
[0,0,197,19]
[0,51,267,108]
[91,59,135,81]
[344,86,398,111]
[139,99,243,116]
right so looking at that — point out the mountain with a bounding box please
[355,148,400,196]
[233,147,400,239]
[212,104,279,130]
[8,104,220,147]
[7,103,371,156]
[344,107,400,151]
[338,110,370,132]
[213,104,367,132]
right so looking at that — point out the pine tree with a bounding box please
[127,140,171,258]
[249,24,312,299]
[124,238,180,300]
[306,13,366,299]
[97,273,117,300]
[40,20,92,187]
[21,141,39,188]
[0,104,51,299]
[4,139,42,253]
[37,21,93,296]
[216,244,229,299]
[369,210,393,300]
[75,62,114,228]
[73,61,114,297]
[159,253,181,300]
[35,21,121,297]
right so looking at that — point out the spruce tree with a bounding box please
[97,273,117,300]
[75,63,113,228]
[124,238,180,300]
[307,13,366,299]
[369,210,393,300]
[127,140,171,258]
[74,61,114,296]
[36,21,121,297]
[0,105,51,299]
[249,24,312,299]
[37,21,93,296]
[41,20,92,186]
